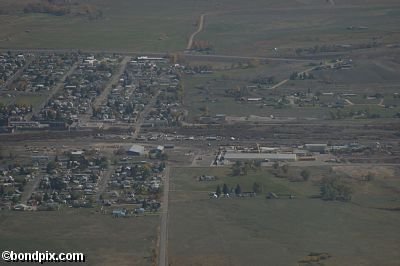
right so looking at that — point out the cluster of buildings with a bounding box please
[28,150,107,209]
[92,57,184,127]
[0,104,33,127]
[215,142,373,165]
[92,58,156,122]
[36,54,119,123]
[0,53,186,132]
[216,144,329,165]
[143,64,184,127]
[11,53,77,92]
[102,159,164,213]
[0,163,37,209]
[0,53,26,90]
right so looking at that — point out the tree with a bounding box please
[46,161,57,174]
[300,169,310,181]
[70,191,83,201]
[253,182,262,193]
[281,164,289,174]
[320,177,352,201]
[43,192,50,202]
[216,185,222,197]
[235,184,242,195]
[142,164,151,178]
[231,161,242,176]
[160,153,168,161]
[290,72,298,80]
[159,162,166,172]
[222,183,229,195]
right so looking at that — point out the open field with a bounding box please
[0,208,159,266]
[0,0,399,55]
[198,4,400,56]
[0,0,197,52]
[168,166,400,266]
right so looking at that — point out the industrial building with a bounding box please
[304,144,328,153]
[127,144,145,156]
[224,152,297,162]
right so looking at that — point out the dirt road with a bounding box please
[270,61,339,90]
[186,14,206,50]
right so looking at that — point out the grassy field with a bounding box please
[168,166,400,266]
[195,2,400,56]
[0,0,399,55]
[0,208,159,266]
[0,0,199,52]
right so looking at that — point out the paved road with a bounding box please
[20,173,42,204]
[158,165,170,266]
[96,163,115,201]
[132,89,161,139]
[93,56,131,108]
[186,14,206,50]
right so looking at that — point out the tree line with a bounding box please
[215,182,262,197]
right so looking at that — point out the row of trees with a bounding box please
[215,182,262,196]
[231,160,261,176]
[290,72,315,80]
[251,75,276,85]
[272,162,310,181]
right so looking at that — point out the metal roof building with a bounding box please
[127,144,145,156]
[224,152,297,162]
[305,144,328,153]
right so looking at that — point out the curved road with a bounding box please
[186,14,206,50]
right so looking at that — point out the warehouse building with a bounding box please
[305,144,328,153]
[127,144,145,156]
